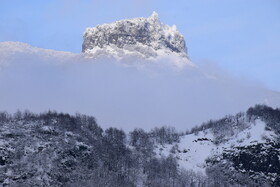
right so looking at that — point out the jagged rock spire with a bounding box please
[149,11,159,22]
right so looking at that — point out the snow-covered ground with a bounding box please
[155,119,276,174]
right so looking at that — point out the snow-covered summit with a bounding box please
[82,12,188,58]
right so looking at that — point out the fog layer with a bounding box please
[0,42,279,131]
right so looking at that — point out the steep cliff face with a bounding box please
[82,12,188,58]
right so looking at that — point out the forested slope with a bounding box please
[0,105,279,186]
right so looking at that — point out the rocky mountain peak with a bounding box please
[82,12,188,58]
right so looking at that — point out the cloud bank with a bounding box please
[0,42,279,131]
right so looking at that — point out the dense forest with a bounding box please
[0,105,279,186]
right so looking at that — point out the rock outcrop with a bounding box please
[82,12,188,58]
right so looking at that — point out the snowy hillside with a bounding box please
[154,105,280,186]
[82,12,188,59]
[156,119,276,174]
[0,105,279,186]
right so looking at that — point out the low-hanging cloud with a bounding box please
[0,42,279,131]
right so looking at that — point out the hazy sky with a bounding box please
[0,0,280,91]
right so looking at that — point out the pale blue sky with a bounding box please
[1,0,280,91]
